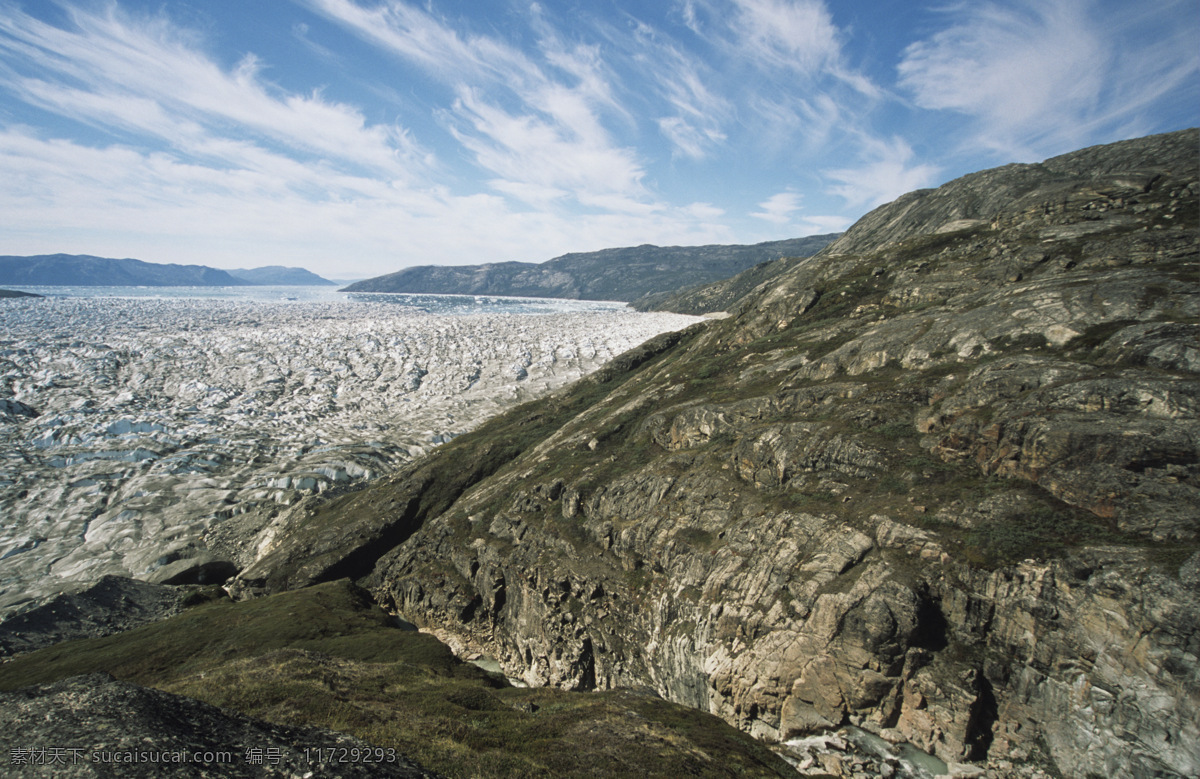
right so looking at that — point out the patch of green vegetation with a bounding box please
[0,581,473,691]
[782,488,838,511]
[902,453,957,474]
[990,332,1049,352]
[677,527,716,550]
[872,421,919,441]
[1144,543,1200,578]
[808,275,887,321]
[1064,319,1139,353]
[624,565,651,591]
[884,225,991,264]
[795,328,861,361]
[0,580,793,778]
[961,500,1133,568]
[877,473,911,495]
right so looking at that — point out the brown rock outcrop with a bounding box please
[235,129,1200,779]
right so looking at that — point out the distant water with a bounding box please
[1,285,629,316]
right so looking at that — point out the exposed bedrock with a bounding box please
[372,482,1199,778]
[236,130,1200,778]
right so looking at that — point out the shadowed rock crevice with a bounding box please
[911,593,949,652]
[964,671,998,761]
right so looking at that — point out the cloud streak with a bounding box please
[823,136,940,209]
[0,4,428,178]
[0,0,1193,276]
[0,126,735,271]
[304,0,650,207]
[0,2,736,273]
[897,0,1200,158]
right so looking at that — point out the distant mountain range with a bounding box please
[0,254,334,287]
[341,235,840,304]
[227,266,337,286]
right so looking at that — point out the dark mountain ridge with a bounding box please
[0,254,334,286]
[0,254,251,287]
[227,265,337,285]
[341,234,839,302]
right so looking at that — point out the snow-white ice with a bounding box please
[0,295,699,617]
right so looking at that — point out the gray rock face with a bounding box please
[0,673,437,777]
[234,129,1199,779]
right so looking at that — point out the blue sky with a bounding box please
[1,0,1196,279]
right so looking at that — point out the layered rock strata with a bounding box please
[233,129,1199,778]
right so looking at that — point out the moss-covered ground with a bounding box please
[0,580,794,778]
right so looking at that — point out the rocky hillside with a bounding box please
[341,235,839,302]
[631,253,810,314]
[230,129,1199,778]
[1,672,437,778]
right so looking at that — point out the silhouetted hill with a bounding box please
[227,266,336,285]
[0,254,250,286]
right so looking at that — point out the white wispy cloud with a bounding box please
[665,0,883,159]
[823,135,940,209]
[0,126,733,272]
[727,0,842,74]
[897,0,1200,159]
[795,214,852,235]
[447,87,646,206]
[611,17,730,159]
[302,0,538,88]
[750,192,851,235]
[680,0,879,95]
[304,0,650,207]
[0,1,748,273]
[0,4,429,178]
[752,191,803,224]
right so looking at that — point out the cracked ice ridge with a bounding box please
[0,295,698,617]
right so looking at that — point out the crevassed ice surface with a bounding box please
[0,293,698,617]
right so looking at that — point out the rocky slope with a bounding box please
[631,253,812,314]
[231,128,1200,778]
[0,576,190,657]
[341,235,839,303]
